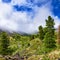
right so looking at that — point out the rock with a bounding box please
[58,58,60,60]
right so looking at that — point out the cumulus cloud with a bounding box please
[0,0,60,34]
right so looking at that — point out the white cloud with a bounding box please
[0,2,18,32]
[53,16,60,28]
[11,0,27,5]
[0,0,60,34]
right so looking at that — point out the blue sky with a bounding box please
[0,0,60,33]
[52,0,60,18]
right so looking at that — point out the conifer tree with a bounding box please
[0,32,10,55]
[44,16,56,49]
[39,25,44,40]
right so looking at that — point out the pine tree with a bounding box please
[39,26,44,40]
[44,16,56,49]
[0,32,10,55]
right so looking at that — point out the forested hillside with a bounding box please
[0,16,60,60]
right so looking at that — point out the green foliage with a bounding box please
[30,38,43,55]
[44,32,56,48]
[0,32,11,55]
[42,55,50,60]
[0,16,59,60]
[39,26,44,40]
[44,16,56,52]
[43,27,48,35]
[46,16,55,28]
[12,33,21,41]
